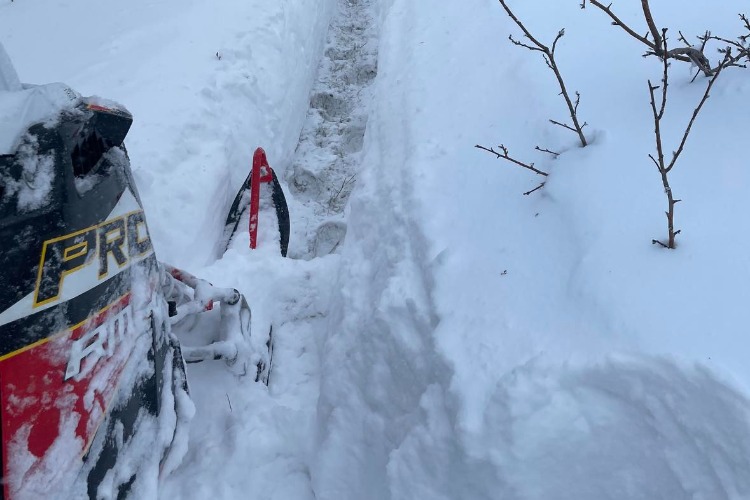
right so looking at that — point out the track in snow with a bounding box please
[285,0,378,259]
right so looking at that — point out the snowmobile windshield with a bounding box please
[1,42,82,155]
[0,83,82,155]
[0,42,21,92]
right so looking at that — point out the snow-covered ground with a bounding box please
[3,0,750,498]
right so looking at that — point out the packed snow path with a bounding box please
[286,0,378,259]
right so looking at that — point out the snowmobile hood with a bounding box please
[0,82,82,155]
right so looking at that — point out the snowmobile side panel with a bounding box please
[0,100,186,499]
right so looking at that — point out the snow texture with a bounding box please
[3,0,750,498]
[1,136,56,212]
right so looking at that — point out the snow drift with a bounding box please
[313,0,750,499]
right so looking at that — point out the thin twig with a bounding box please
[523,182,546,196]
[498,0,588,147]
[666,51,729,173]
[585,0,655,48]
[475,144,549,176]
[535,146,560,157]
[328,173,357,211]
[641,0,662,53]
[549,119,587,133]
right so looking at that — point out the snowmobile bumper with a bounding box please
[162,264,272,385]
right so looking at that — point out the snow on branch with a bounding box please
[582,0,750,78]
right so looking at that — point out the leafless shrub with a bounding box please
[647,30,730,249]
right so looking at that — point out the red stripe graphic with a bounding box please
[1,293,139,499]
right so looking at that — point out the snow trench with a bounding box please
[162,0,385,497]
[285,0,379,259]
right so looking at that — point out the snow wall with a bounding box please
[0,0,335,270]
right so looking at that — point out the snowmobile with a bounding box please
[0,49,286,499]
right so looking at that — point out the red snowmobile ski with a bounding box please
[0,50,277,499]
[222,147,290,257]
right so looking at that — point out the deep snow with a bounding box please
[3,0,750,498]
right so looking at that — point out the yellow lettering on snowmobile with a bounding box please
[33,210,153,307]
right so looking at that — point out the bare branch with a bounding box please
[641,0,662,53]
[523,182,546,196]
[551,29,565,56]
[678,30,691,47]
[549,119,579,133]
[542,54,553,70]
[648,33,676,248]
[666,51,730,173]
[648,153,660,171]
[658,30,668,119]
[475,144,549,176]
[497,0,549,51]
[509,34,544,53]
[647,79,666,177]
[587,0,655,49]
[497,0,588,147]
[741,13,750,33]
[535,146,560,157]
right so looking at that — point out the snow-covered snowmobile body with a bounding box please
[0,43,275,498]
[0,83,195,499]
